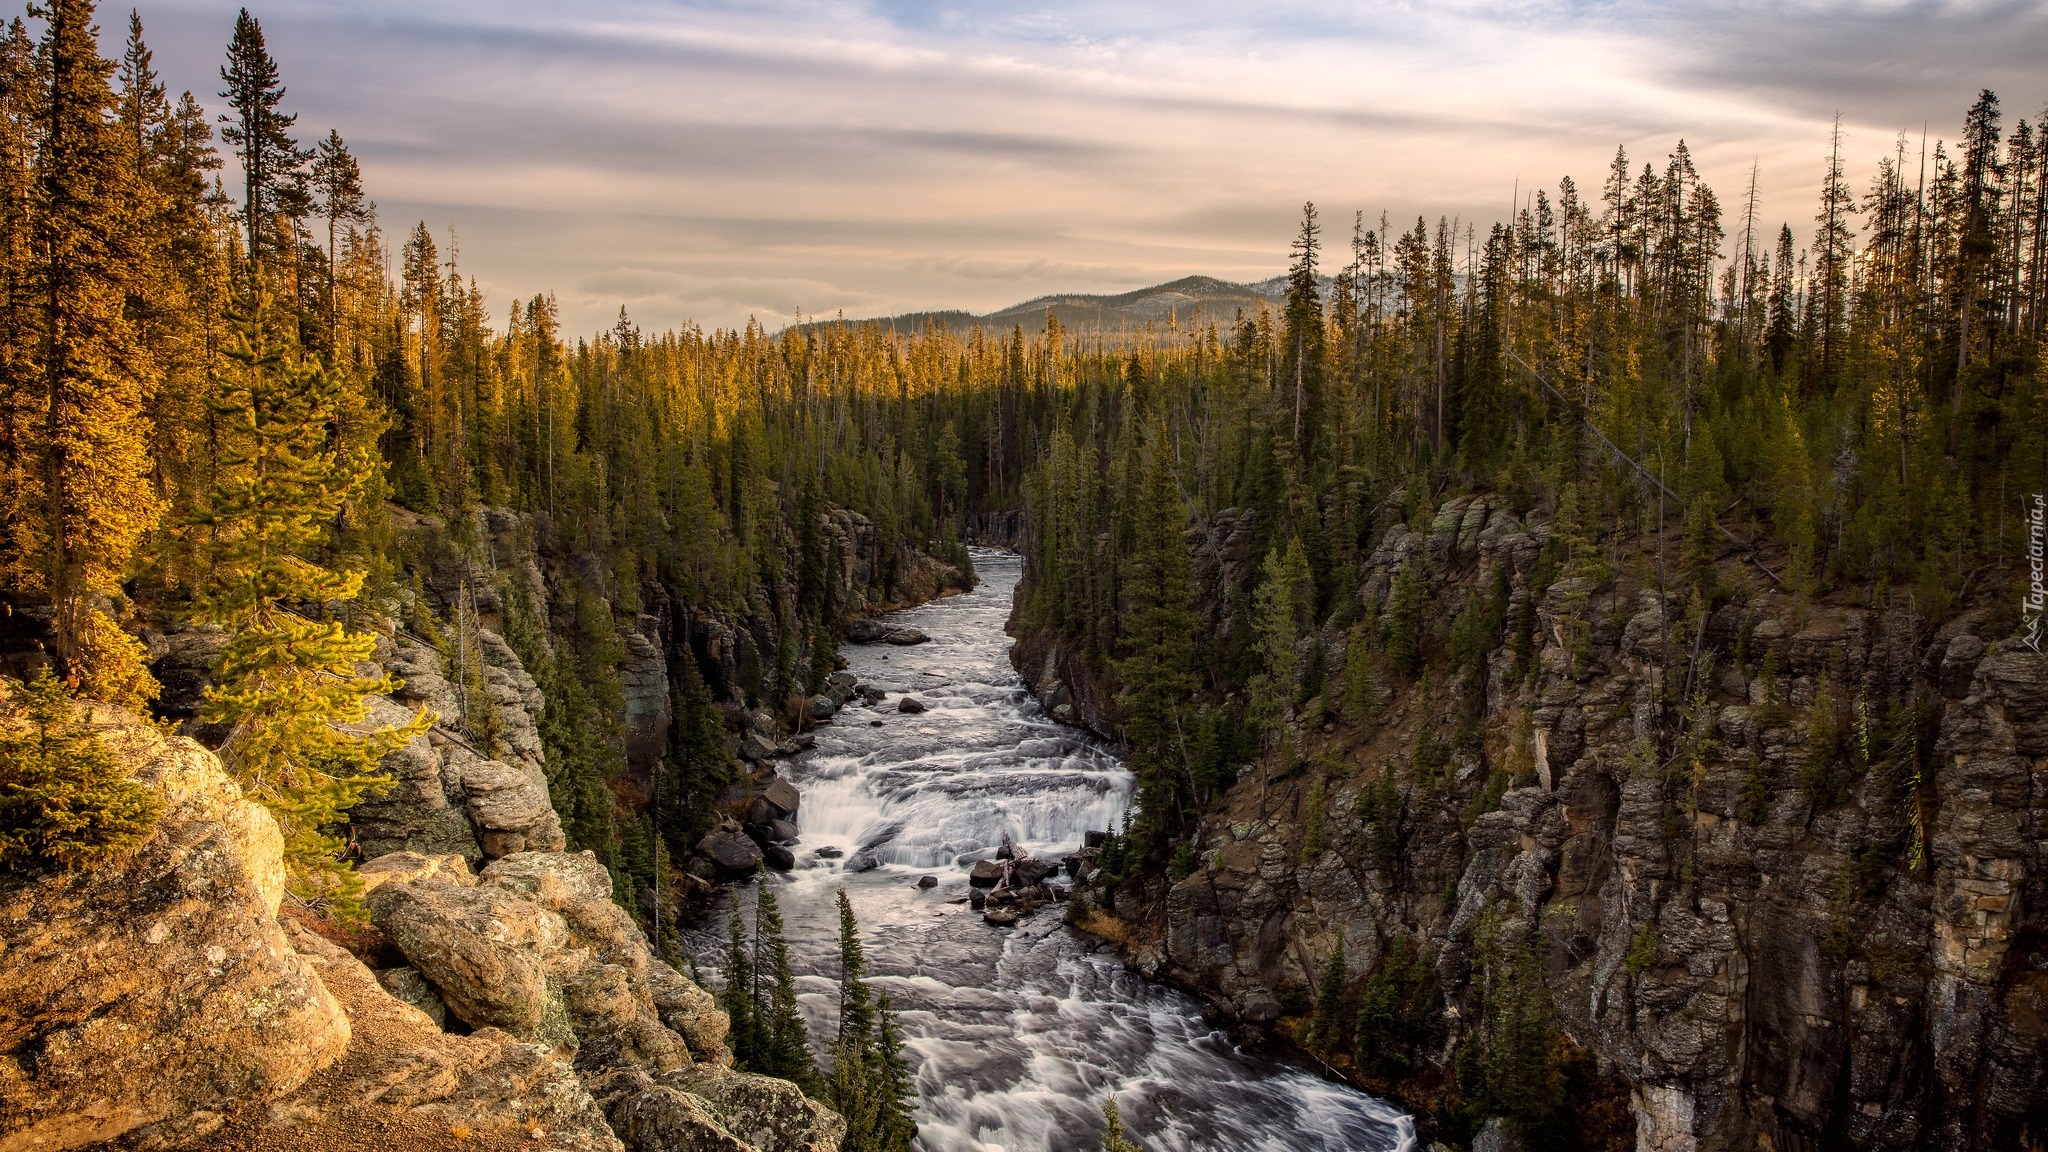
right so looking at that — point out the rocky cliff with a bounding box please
[1022,495,2048,1152]
[0,700,841,1152]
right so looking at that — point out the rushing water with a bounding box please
[684,549,1413,1152]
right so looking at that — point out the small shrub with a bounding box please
[0,670,162,873]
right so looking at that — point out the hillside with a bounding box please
[799,274,1313,335]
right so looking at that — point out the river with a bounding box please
[683,549,1414,1152]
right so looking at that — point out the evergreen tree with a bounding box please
[1382,555,1425,678]
[309,129,367,337]
[10,0,162,706]
[1101,1095,1142,1152]
[218,8,306,263]
[1307,938,1348,1055]
[722,898,762,1069]
[188,298,427,916]
[1248,536,1311,744]
[753,885,817,1086]
[659,653,738,860]
[829,888,917,1152]
[0,667,160,871]
[1113,423,1198,826]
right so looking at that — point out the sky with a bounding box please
[118,0,2048,335]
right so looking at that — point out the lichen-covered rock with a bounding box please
[0,721,350,1151]
[367,876,564,1038]
[593,1066,845,1152]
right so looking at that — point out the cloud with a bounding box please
[125,0,2046,333]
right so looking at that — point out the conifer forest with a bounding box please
[1,3,2046,1152]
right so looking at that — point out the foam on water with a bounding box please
[685,550,1414,1152]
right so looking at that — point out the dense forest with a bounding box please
[2,0,2045,1146]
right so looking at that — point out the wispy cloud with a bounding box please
[128,0,2047,332]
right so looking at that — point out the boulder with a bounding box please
[367,878,563,1038]
[596,1065,845,1152]
[761,776,802,819]
[969,860,1004,888]
[766,819,801,844]
[773,733,816,758]
[812,846,845,860]
[858,686,886,706]
[896,696,927,714]
[699,824,765,875]
[810,695,838,720]
[843,849,883,873]
[846,618,889,643]
[883,628,929,646]
[761,844,797,872]
[738,731,778,763]
[983,907,1020,928]
[917,875,939,889]
[1083,830,1108,848]
[1013,858,1059,887]
[0,719,351,1151]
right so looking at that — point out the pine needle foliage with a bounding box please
[0,668,160,871]
[188,296,427,917]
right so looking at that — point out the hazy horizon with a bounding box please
[119,0,2048,336]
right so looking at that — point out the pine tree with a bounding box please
[1382,555,1425,678]
[309,129,368,337]
[861,993,918,1151]
[659,653,738,861]
[0,667,161,871]
[1101,1095,1142,1152]
[189,297,427,916]
[829,888,917,1152]
[1113,423,1197,824]
[218,8,307,263]
[9,0,162,706]
[1307,938,1348,1054]
[722,898,763,1069]
[1248,536,1311,743]
[753,885,817,1086]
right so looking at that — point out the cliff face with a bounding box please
[1019,495,2048,1152]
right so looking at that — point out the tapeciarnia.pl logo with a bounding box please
[2026,493,2046,653]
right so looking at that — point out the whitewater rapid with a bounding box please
[685,548,1414,1152]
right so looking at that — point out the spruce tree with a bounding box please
[309,129,368,337]
[660,653,737,861]
[12,0,162,706]
[1383,557,1424,678]
[753,884,817,1086]
[0,668,161,871]
[188,297,427,917]
[1101,1095,1141,1152]
[218,8,307,263]
[722,898,762,1069]
[1248,536,1311,744]
[1113,423,1197,826]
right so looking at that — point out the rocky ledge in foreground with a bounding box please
[0,712,842,1152]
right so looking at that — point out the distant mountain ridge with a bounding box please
[797,273,1330,335]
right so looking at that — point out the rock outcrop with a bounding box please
[0,717,350,1151]
[0,705,832,1152]
[1033,495,2048,1151]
